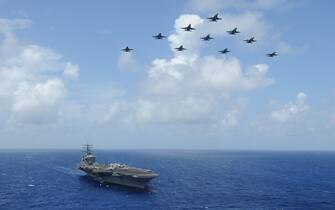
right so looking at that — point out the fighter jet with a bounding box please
[267,52,278,57]
[201,34,213,41]
[227,27,240,35]
[208,13,222,22]
[244,37,256,44]
[219,48,230,54]
[181,24,195,32]
[121,46,133,52]
[153,33,167,40]
[175,45,186,51]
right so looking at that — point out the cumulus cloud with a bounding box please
[9,79,66,124]
[131,55,272,124]
[97,102,132,125]
[221,109,240,127]
[134,96,215,124]
[63,62,80,80]
[0,19,31,56]
[270,92,309,123]
[117,52,137,71]
[0,18,77,125]
[98,14,273,126]
[145,55,272,95]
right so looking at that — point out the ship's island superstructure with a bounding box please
[78,145,158,189]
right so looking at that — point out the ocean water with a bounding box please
[0,150,335,209]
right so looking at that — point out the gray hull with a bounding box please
[85,172,152,189]
[79,166,157,189]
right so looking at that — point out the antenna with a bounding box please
[82,144,93,155]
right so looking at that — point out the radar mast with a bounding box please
[82,144,93,155]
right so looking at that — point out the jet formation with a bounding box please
[153,33,166,40]
[267,52,278,57]
[121,46,133,52]
[244,37,256,44]
[219,48,230,54]
[208,13,222,22]
[181,24,195,32]
[121,13,278,58]
[175,45,186,51]
[201,34,213,41]
[227,27,240,35]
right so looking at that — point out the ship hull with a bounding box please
[79,167,155,189]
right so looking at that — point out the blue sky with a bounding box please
[0,0,334,150]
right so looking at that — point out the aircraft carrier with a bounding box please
[78,145,158,189]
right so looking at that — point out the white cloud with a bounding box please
[0,19,31,56]
[63,62,80,80]
[9,79,66,124]
[270,92,309,123]
[97,102,132,125]
[0,18,77,125]
[118,52,136,71]
[134,96,215,124]
[221,109,240,127]
[15,45,62,71]
[132,54,272,124]
[146,55,272,95]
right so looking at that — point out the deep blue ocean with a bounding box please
[0,150,335,209]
